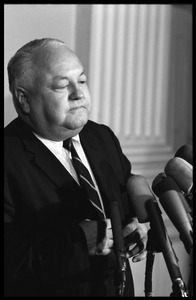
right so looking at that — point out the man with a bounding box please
[4,38,148,297]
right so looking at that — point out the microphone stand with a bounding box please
[146,200,188,297]
[187,245,193,296]
[144,250,155,297]
[183,192,193,297]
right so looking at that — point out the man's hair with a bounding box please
[7,38,66,112]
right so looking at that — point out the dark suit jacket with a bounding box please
[4,117,136,297]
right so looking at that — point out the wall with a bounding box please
[4,4,192,297]
[86,4,192,182]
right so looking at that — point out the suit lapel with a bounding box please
[15,118,79,189]
[28,139,76,188]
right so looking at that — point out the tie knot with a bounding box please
[63,138,72,150]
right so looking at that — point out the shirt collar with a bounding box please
[33,132,80,148]
[72,134,80,143]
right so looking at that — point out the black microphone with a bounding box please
[127,175,188,296]
[175,144,192,165]
[152,173,193,254]
[109,201,126,297]
[165,157,193,196]
[102,163,127,297]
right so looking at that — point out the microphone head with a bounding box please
[152,173,183,196]
[152,174,193,253]
[164,157,192,194]
[175,144,192,165]
[152,172,192,215]
[127,175,156,223]
[152,172,168,197]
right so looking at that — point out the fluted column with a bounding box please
[88,4,174,180]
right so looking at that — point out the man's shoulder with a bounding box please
[4,118,20,145]
[80,120,116,147]
[84,120,112,134]
[4,117,25,136]
[4,117,33,154]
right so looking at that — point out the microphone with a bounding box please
[103,163,127,297]
[126,175,157,297]
[127,175,188,295]
[110,201,124,252]
[152,173,193,254]
[109,201,126,297]
[126,175,154,223]
[175,144,192,165]
[164,157,193,196]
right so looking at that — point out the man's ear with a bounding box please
[15,88,30,114]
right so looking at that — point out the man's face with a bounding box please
[26,45,91,140]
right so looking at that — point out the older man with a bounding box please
[4,38,148,297]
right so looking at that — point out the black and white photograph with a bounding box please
[4,4,192,297]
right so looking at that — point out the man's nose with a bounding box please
[69,84,84,100]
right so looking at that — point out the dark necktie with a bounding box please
[63,138,105,219]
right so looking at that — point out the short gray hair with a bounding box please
[7,38,66,112]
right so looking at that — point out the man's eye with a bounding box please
[54,85,68,90]
[79,80,86,85]
[79,74,87,84]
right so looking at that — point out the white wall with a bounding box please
[4,4,77,126]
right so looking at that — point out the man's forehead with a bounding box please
[32,44,80,70]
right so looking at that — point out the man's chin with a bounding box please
[65,111,89,130]
[64,118,88,131]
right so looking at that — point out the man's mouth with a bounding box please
[70,105,85,111]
